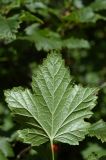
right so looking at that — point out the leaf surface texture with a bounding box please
[5,52,98,146]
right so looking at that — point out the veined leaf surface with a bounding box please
[4,52,98,146]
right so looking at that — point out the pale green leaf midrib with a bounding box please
[47,60,69,139]
[51,63,55,140]
[52,70,69,114]
[39,68,54,101]
[53,82,70,116]
[48,58,62,140]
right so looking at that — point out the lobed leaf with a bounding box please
[4,52,98,147]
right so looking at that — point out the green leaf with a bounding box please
[4,52,98,147]
[0,14,21,41]
[24,29,62,51]
[90,0,106,11]
[24,1,49,17]
[82,143,106,160]
[25,1,48,13]
[0,137,14,157]
[0,0,21,14]
[20,11,43,23]
[24,26,90,50]
[63,38,90,49]
[89,120,106,142]
[0,102,14,131]
[63,7,105,23]
[24,23,40,35]
[1,115,14,131]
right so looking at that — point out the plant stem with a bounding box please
[50,139,55,160]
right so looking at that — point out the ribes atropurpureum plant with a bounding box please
[4,52,106,160]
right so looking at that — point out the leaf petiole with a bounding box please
[50,139,55,160]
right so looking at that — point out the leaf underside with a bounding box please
[4,52,98,146]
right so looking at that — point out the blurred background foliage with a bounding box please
[0,0,106,160]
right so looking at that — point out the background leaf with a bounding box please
[63,38,90,49]
[0,14,21,41]
[63,7,105,23]
[23,29,62,51]
[82,143,106,160]
[90,0,106,11]
[0,137,14,157]
[89,120,106,142]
